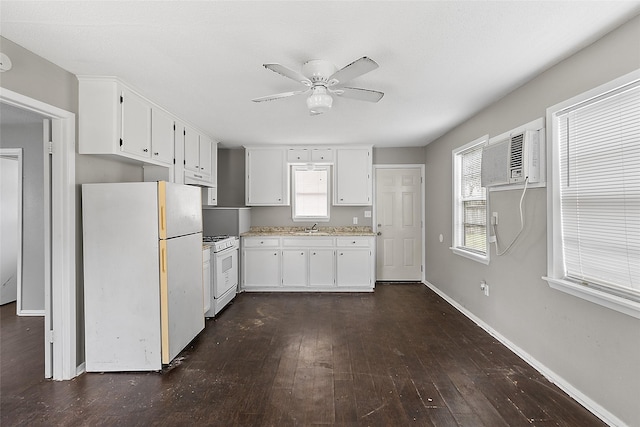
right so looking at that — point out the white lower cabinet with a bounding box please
[309,249,335,287]
[336,249,371,288]
[282,250,308,287]
[243,249,281,288]
[242,236,373,291]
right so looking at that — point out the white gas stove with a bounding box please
[203,235,239,317]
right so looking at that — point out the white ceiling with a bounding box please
[1,1,639,148]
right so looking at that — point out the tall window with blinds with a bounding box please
[452,136,489,263]
[546,71,640,317]
[557,81,640,299]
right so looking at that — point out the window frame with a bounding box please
[544,69,640,319]
[451,135,490,264]
[290,164,331,222]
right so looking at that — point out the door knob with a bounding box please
[377,232,382,236]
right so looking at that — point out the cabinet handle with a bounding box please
[312,252,316,255]
[153,152,159,156]
[274,252,277,256]
[340,252,344,256]
[300,252,304,255]
[340,198,344,201]
[143,148,149,152]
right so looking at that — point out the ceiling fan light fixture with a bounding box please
[306,86,332,115]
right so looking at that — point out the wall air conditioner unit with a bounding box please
[481,130,540,187]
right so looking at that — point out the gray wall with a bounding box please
[373,146,426,165]
[423,15,640,425]
[1,36,142,363]
[0,106,45,311]
[217,148,246,207]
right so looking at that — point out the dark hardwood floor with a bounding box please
[1,284,605,426]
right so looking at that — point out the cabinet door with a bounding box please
[287,148,310,162]
[120,88,152,159]
[336,249,371,287]
[243,249,281,287]
[246,148,288,205]
[334,148,372,205]
[309,249,335,287]
[282,250,308,287]
[311,148,333,162]
[184,126,200,173]
[199,135,212,177]
[151,108,174,165]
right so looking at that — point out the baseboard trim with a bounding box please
[76,362,86,376]
[17,309,45,317]
[422,280,625,427]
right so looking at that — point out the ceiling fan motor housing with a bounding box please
[302,60,337,84]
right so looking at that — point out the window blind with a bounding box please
[460,146,486,253]
[558,82,640,297]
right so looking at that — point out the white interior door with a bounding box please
[0,151,21,305]
[375,167,424,281]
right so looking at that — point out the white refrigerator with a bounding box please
[82,181,204,371]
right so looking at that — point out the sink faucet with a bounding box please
[305,223,319,233]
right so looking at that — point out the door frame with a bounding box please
[0,149,23,307]
[0,88,77,380]
[373,164,426,283]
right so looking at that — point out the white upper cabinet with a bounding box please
[79,76,217,187]
[183,125,201,174]
[334,147,372,205]
[246,148,289,206]
[311,148,333,162]
[150,107,175,164]
[120,88,152,159]
[245,145,371,207]
[181,124,216,187]
[287,148,310,162]
[199,135,213,178]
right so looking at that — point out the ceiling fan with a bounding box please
[252,56,384,115]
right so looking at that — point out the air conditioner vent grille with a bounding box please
[510,133,524,169]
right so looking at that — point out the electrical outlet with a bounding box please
[364,210,372,218]
[492,212,499,225]
[353,216,358,225]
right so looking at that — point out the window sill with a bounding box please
[543,277,640,320]
[450,247,489,265]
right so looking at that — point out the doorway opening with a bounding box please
[0,88,76,380]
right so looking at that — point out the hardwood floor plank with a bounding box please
[1,286,608,426]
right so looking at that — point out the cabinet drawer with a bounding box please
[336,238,371,247]
[243,238,280,247]
[282,238,334,247]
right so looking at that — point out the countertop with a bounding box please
[241,226,375,237]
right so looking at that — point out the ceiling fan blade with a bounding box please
[328,57,379,86]
[263,63,312,86]
[252,89,310,103]
[332,87,384,103]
